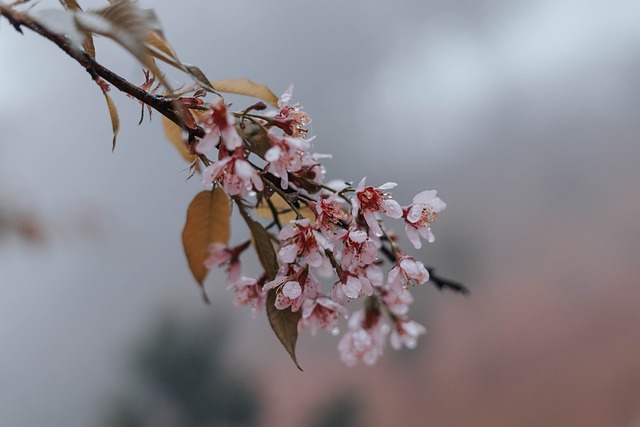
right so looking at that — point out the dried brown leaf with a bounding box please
[59,0,82,11]
[183,65,216,92]
[146,30,182,69]
[84,34,96,58]
[266,290,303,370]
[211,78,279,107]
[161,115,201,164]
[102,91,119,151]
[182,189,231,288]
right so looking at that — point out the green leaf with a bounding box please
[266,289,303,371]
[182,189,231,294]
[211,78,279,107]
[246,215,279,281]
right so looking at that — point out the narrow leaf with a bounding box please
[266,290,303,370]
[102,91,120,151]
[235,200,278,280]
[211,78,279,107]
[59,0,82,11]
[183,64,216,92]
[84,34,96,58]
[247,219,279,281]
[146,30,182,69]
[182,189,231,289]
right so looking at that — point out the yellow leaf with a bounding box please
[103,91,119,151]
[161,115,200,164]
[145,30,182,69]
[84,34,96,58]
[211,78,279,107]
[59,0,82,11]
[182,189,231,288]
[255,193,314,225]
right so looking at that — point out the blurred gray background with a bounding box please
[2,0,640,426]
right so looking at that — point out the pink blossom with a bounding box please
[287,154,328,192]
[387,255,429,291]
[403,190,446,249]
[229,276,265,317]
[265,133,312,188]
[273,84,311,138]
[338,309,387,367]
[390,318,426,350]
[263,265,319,312]
[300,296,346,335]
[196,98,242,153]
[380,286,414,316]
[332,273,373,303]
[277,219,325,268]
[311,196,349,241]
[351,178,402,236]
[340,227,378,273]
[204,242,240,282]
[202,154,264,197]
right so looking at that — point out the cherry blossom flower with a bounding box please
[287,154,328,193]
[229,276,265,317]
[387,255,429,291]
[202,153,264,197]
[340,226,378,272]
[338,309,387,367]
[263,265,319,312]
[204,242,240,281]
[351,178,402,236]
[389,318,426,350]
[311,196,349,241]
[273,84,311,137]
[277,219,326,268]
[332,272,374,303]
[265,134,312,188]
[403,190,446,249]
[380,285,414,316]
[196,97,243,153]
[300,296,347,335]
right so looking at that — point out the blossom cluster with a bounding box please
[197,86,445,366]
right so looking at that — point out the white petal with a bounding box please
[405,224,422,249]
[378,182,397,190]
[278,244,299,263]
[265,146,282,162]
[283,281,302,299]
[383,200,403,218]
